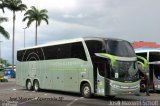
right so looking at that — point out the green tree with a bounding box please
[2,0,27,70]
[0,16,10,65]
[0,16,9,39]
[0,58,11,67]
[23,6,49,46]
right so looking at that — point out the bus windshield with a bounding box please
[104,40,138,82]
[106,40,136,57]
[109,61,139,82]
[149,52,160,62]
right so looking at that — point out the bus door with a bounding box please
[149,52,160,90]
[151,64,160,90]
[148,63,154,89]
[95,63,106,96]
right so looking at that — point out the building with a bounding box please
[132,41,160,49]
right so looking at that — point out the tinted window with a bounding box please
[153,65,160,80]
[136,52,147,63]
[35,48,45,60]
[43,45,58,60]
[17,48,48,62]
[71,42,87,61]
[17,42,87,61]
[85,40,105,57]
[24,49,42,61]
[106,40,136,57]
[43,44,71,60]
[136,53,147,59]
[97,63,105,77]
[58,44,71,59]
[17,50,25,61]
[22,49,32,61]
[149,52,160,62]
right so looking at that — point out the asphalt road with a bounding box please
[0,79,160,106]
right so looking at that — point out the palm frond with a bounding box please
[0,0,5,13]
[0,26,10,39]
[27,18,35,27]
[42,18,49,25]
[23,6,49,27]
[40,9,48,14]
[0,17,8,23]
[4,0,27,12]
[22,16,30,22]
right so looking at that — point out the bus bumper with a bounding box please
[106,80,140,96]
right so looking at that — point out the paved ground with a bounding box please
[0,79,160,106]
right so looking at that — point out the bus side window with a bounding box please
[43,45,58,60]
[17,50,24,61]
[149,52,160,62]
[59,44,71,59]
[97,63,105,77]
[71,42,87,61]
[97,62,109,78]
[149,52,154,62]
[85,40,105,57]
[35,48,45,60]
[136,53,147,59]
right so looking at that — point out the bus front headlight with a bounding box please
[110,83,121,88]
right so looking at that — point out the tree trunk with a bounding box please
[12,11,15,70]
[35,21,38,46]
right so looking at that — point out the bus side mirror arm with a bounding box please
[95,53,116,68]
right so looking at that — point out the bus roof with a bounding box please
[18,37,128,51]
[135,48,160,53]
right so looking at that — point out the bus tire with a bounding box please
[33,80,40,92]
[81,83,92,98]
[26,80,32,91]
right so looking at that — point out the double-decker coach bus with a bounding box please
[135,48,160,91]
[16,37,140,98]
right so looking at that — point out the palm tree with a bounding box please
[2,0,27,70]
[0,16,9,39]
[0,16,9,65]
[23,6,49,46]
[0,0,5,13]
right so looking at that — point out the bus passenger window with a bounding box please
[97,63,105,77]
[71,42,87,61]
[85,41,105,57]
[136,53,147,59]
[149,52,160,62]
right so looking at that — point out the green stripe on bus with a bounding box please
[48,68,83,71]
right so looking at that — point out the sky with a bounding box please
[0,0,160,64]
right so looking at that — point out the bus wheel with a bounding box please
[33,80,40,92]
[81,83,92,98]
[26,80,32,91]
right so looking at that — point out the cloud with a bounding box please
[0,0,160,64]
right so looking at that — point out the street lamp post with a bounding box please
[0,41,2,59]
[23,27,27,48]
[0,40,2,68]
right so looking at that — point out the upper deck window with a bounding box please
[106,40,136,57]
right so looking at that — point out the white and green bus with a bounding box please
[135,48,160,91]
[16,37,140,98]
